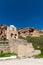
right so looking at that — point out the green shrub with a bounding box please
[0,53,17,57]
[35,52,43,58]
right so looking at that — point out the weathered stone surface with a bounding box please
[18,28,41,38]
[33,50,41,55]
[0,24,7,40]
[7,25,18,40]
[9,39,41,58]
[0,41,10,53]
[0,39,41,57]
[0,24,41,58]
[0,24,18,40]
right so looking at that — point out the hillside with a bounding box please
[19,35,43,52]
[18,27,43,38]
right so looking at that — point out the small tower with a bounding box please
[7,25,18,40]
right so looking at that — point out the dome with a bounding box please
[10,25,14,28]
[10,25,16,31]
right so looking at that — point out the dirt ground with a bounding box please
[0,58,43,65]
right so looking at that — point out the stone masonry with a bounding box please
[0,41,10,53]
[0,24,18,40]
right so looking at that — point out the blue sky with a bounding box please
[0,0,43,29]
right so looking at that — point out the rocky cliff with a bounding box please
[18,27,43,38]
[0,24,7,40]
[0,24,43,40]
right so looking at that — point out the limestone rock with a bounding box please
[9,39,41,58]
[0,24,7,40]
[34,50,41,55]
[18,27,41,38]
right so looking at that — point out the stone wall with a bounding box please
[7,25,18,40]
[0,41,10,53]
[0,24,18,40]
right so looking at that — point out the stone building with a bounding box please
[0,24,18,40]
[7,25,18,40]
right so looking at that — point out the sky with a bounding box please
[0,0,43,29]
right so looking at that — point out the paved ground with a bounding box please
[0,58,43,65]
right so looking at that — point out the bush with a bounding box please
[26,36,43,51]
[35,52,43,58]
[0,53,17,57]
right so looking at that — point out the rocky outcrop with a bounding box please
[39,30,43,36]
[0,39,41,57]
[18,27,40,38]
[0,41,10,53]
[9,39,41,58]
[0,24,7,40]
[0,24,43,40]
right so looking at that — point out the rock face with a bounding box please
[9,39,41,58]
[0,24,7,40]
[18,28,40,38]
[39,30,43,36]
[0,24,43,40]
[0,39,41,57]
